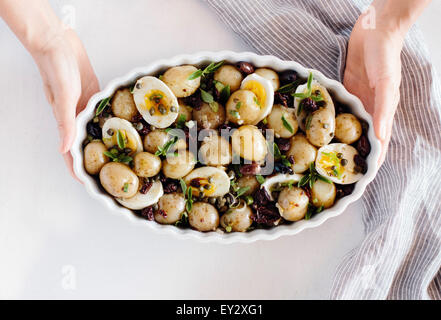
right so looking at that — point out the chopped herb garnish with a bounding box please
[292,72,323,108]
[298,162,332,188]
[276,80,301,94]
[176,114,187,128]
[180,178,187,194]
[225,225,232,233]
[256,174,265,184]
[281,114,294,133]
[95,97,110,116]
[200,89,214,104]
[155,136,178,157]
[229,110,239,118]
[175,211,189,227]
[235,186,250,198]
[235,101,242,110]
[123,183,129,193]
[209,101,219,113]
[187,61,224,80]
[305,114,313,130]
[116,130,126,149]
[185,186,193,212]
[254,97,261,107]
[103,151,133,164]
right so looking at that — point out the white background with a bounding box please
[0,0,440,299]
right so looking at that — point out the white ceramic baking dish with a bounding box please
[72,51,381,243]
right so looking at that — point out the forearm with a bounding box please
[0,0,62,54]
[372,0,432,37]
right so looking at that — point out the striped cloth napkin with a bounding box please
[204,0,441,299]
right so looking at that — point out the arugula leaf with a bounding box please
[281,114,294,133]
[256,175,265,184]
[95,97,110,116]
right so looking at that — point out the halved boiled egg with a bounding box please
[116,181,163,210]
[102,117,143,155]
[132,76,179,128]
[240,73,274,125]
[183,166,230,198]
[294,79,335,131]
[315,143,363,184]
[261,173,304,201]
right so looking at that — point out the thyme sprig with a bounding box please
[187,61,224,80]
[298,162,332,189]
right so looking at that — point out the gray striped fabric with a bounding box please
[204,0,441,299]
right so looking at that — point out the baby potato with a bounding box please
[143,129,186,154]
[192,102,226,129]
[232,125,268,162]
[236,175,260,196]
[84,140,109,175]
[220,203,253,232]
[199,135,232,166]
[311,179,336,208]
[154,192,186,224]
[306,108,335,147]
[254,68,280,91]
[226,90,261,125]
[213,65,243,92]
[133,152,162,178]
[277,187,309,221]
[266,104,298,138]
[188,202,219,232]
[111,88,138,121]
[99,162,139,198]
[175,99,193,123]
[162,150,196,179]
[335,113,362,144]
[162,65,201,98]
[286,134,317,173]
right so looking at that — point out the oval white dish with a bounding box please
[72,51,381,244]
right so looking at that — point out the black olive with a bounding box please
[279,70,298,85]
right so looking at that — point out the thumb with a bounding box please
[372,78,399,142]
[53,96,78,154]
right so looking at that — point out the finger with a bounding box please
[63,152,83,184]
[373,78,399,142]
[55,100,77,154]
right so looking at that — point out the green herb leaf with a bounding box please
[123,183,129,193]
[95,97,110,116]
[229,110,239,118]
[298,175,310,187]
[235,101,242,110]
[116,130,126,149]
[305,114,313,130]
[256,175,265,184]
[175,211,189,227]
[317,175,332,184]
[176,114,187,128]
[103,151,117,160]
[180,178,187,194]
[117,154,133,164]
[225,225,232,233]
[254,97,261,107]
[306,72,313,95]
[200,89,214,104]
[262,118,268,125]
[235,186,250,198]
[155,136,178,157]
[281,114,294,133]
[187,69,203,80]
[209,101,219,113]
[316,205,324,213]
[186,187,193,212]
[220,84,230,103]
[282,157,292,167]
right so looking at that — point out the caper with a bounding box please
[340,159,348,166]
[204,184,211,190]
[323,123,329,129]
[209,197,217,205]
[149,108,155,115]
[331,165,337,171]
[158,105,166,114]
[124,148,132,154]
[136,82,142,89]
[136,123,144,131]
[337,153,343,159]
[170,106,177,112]
[107,129,114,136]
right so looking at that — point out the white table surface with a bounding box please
[0,0,439,299]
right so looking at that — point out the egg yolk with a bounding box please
[242,80,266,108]
[189,177,217,197]
[143,90,170,116]
[319,151,344,178]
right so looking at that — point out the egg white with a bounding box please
[261,173,304,201]
[116,181,163,210]
[132,76,179,128]
[240,73,274,125]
